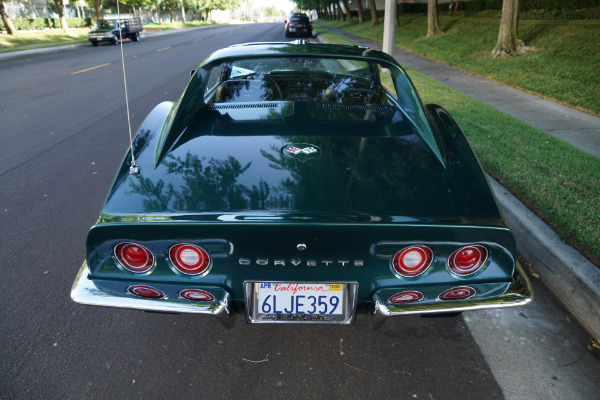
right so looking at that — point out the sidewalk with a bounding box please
[317,25,600,159]
[316,25,600,339]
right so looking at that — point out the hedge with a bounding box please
[0,17,93,31]
[350,1,599,20]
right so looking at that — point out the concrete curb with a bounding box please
[490,177,600,339]
[316,30,600,339]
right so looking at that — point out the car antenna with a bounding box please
[116,0,139,175]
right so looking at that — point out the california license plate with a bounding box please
[244,282,358,324]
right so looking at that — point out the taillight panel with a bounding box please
[439,286,477,301]
[448,245,489,276]
[127,285,165,299]
[169,243,212,276]
[391,245,434,278]
[179,289,215,302]
[389,290,424,303]
[114,242,155,273]
[389,244,491,280]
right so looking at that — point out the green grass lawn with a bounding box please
[0,28,89,51]
[318,26,600,266]
[317,17,600,116]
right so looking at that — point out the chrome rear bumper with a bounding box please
[72,261,532,329]
[71,263,234,327]
[370,261,534,329]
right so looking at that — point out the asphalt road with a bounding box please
[0,23,597,399]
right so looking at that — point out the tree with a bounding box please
[335,1,344,21]
[426,0,440,37]
[340,0,352,23]
[93,0,103,20]
[0,0,17,36]
[53,0,70,32]
[368,0,378,27]
[356,0,365,24]
[163,0,179,22]
[492,0,533,58]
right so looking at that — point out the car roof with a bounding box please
[200,41,397,67]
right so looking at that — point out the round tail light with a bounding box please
[169,244,211,275]
[439,286,476,301]
[179,289,215,302]
[392,246,433,277]
[127,285,165,299]
[389,290,424,303]
[448,245,488,276]
[114,242,154,273]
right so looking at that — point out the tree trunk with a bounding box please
[427,0,441,37]
[336,3,344,21]
[53,0,70,32]
[0,0,17,35]
[94,0,103,21]
[492,0,528,57]
[341,0,353,23]
[356,0,365,24]
[368,0,379,27]
[168,8,174,23]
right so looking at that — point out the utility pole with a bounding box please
[382,0,396,55]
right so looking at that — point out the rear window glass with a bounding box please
[205,57,387,105]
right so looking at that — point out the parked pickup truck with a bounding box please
[88,15,143,46]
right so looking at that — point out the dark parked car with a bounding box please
[285,13,312,38]
[71,41,533,328]
[88,15,143,46]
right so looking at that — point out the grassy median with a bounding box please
[0,21,217,52]
[318,27,600,266]
[0,28,89,52]
[317,17,600,116]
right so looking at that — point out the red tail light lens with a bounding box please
[392,246,433,277]
[169,244,211,275]
[439,286,476,301]
[114,242,154,273]
[127,285,165,299]
[389,290,424,303]
[179,289,215,302]
[448,245,488,276]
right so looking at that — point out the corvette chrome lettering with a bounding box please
[238,258,364,266]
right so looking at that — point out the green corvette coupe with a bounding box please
[71,41,533,328]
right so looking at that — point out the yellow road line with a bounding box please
[156,47,171,52]
[194,38,203,42]
[71,63,111,75]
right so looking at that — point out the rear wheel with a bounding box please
[131,32,140,42]
[90,40,98,46]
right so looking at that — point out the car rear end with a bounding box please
[73,217,531,327]
[285,15,312,37]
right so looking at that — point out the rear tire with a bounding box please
[132,32,140,42]
[91,40,98,46]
